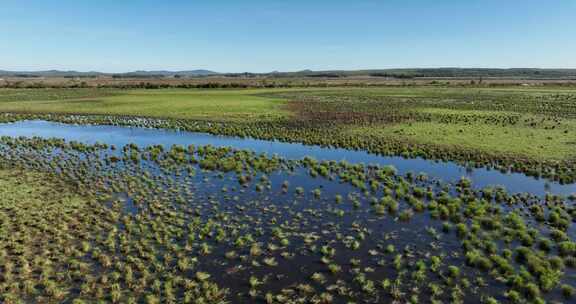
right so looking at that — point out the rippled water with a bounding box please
[1,120,575,196]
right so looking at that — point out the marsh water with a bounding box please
[1,119,575,303]
[1,120,574,196]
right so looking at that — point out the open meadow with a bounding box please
[2,86,576,173]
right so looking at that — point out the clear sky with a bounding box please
[1,0,575,73]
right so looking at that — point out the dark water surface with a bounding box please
[1,120,575,196]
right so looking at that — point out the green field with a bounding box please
[1,86,576,164]
[272,87,576,161]
[351,120,576,160]
[0,88,291,121]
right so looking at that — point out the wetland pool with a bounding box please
[0,119,574,196]
[0,120,575,303]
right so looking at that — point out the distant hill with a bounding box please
[0,70,105,78]
[120,70,219,77]
[1,68,576,79]
[264,68,576,79]
[0,69,219,78]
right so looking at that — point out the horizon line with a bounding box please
[3,66,576,74]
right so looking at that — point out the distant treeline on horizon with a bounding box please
[1,68,576,80]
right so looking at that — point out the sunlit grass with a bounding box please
[0,88,294,121]
[350,119,576,160]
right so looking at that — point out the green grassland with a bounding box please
[274,87,576,161]
[0,88,291,121]
[1,86,576,163]
[350,120,576,160]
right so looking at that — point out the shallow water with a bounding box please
[1,130,574,303]
[1,120,575,196]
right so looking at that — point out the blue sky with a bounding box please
[1,0,575,72]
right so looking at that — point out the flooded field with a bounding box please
[0,120,575,303]
[1,120,575,196]
[2,1,576,302]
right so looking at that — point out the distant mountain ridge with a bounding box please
[0,69,219,77]
[264,68,576,79]
[1,68,576,79]
[122,70,219,77]
[0,70,105,77]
